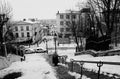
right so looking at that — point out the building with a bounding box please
[39,19,56,36]
[56,10,80,44]
[32,22,44,44]
[12,20,43,43]
[39,19,56,26]
[56,10,80,38]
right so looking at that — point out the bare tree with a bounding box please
[83,0,120,50]
[87,0,120,39]
[0,0,13,56]
[66,10,85,52]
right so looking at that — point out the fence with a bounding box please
[58,55,120,79]
[70,59,120,79]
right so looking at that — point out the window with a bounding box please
[16,33,19,38]
[60,21,64,25]
[21,32,24,37]
[35,32,37,36]
[26,26,29,31]
[60,15,64,19]
[66,14,70,19]
[64,34,71,38]
[21,26,24,31]
[72,15,76,19]
[66,21,70,26]
[27,32,30,37]
[58,33,63,38]
[15,26,18,31]
[66,28,71,32]
[60,28,64,32]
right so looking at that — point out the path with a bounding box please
[0,53,57,79]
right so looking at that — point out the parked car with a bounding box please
[24,49,34,54]
[34,48,47,53]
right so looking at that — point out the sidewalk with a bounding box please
[0,54,57,79]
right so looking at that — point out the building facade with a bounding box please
[12,20,43,43]
[56,10,80,39]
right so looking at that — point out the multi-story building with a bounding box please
[12,20,43,43]
[56,10,80,44]
[56,10,80,39]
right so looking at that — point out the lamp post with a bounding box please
[52,33,59,66]
[54,33,57,54]
[28,37,30,48]
[44,38,48,54]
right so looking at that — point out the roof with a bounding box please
[56,10,80,15]
[13,21,33,25]
[13,20,39,25]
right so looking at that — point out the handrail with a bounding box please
[69,59,120,79]
[72,60,120,65]
[58,56,120,79]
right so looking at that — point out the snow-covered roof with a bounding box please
[12,20,39,25]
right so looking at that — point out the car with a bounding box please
[34,48,47,53]
[24,49,34,54]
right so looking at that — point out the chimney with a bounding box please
[57,11,59,15]
[23,19,26,21]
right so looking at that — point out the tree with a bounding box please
[66,10,85,52]
[87,0,120,44]
[0,0,13,56]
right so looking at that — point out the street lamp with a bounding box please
[52,33,59,66]
[54,33,57,54]
[28,37,30,48]
[43,38,48,54]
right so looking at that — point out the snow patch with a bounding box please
[68,71,91,79]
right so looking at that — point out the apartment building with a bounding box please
[12,20,42,43]
[56,10,80,39]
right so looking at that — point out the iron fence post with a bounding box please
[97,61,103,79]
[70,59,74,72]
[79,61,84,79]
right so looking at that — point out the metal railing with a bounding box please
[70,59,120,79]
[58,56,120,79]
[58,55,68,64]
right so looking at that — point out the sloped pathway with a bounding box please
[0,53,57,79]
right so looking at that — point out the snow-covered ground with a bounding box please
[0,54,57,79]
[0,54,22,70]
[1,37,120,79]
[56,48,120,75]
[26,38,120,76]
[40,38,120,76]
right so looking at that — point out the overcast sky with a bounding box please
[7,0,86,20]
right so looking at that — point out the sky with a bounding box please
[6,0,86,20]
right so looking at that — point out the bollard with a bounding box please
[62,57,64,64]
[70,59,74,72]
[97,61,103,79]
[79,61,84,79]
[52,53,59,66]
